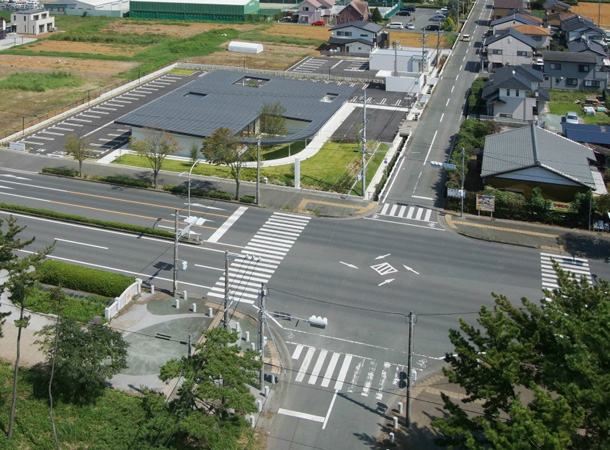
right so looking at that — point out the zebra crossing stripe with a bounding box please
[423,209,433,221]
[292,344,304,360]
[334,354,353,391]
[308,350,328,384]
[296,346,316,383]
[389,205,398,215]
[321,353,341,388]
[398,205,406,216]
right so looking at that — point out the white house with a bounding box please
[11,9,54,35]
[484,28,537,70]
[369,47,434,93]
[328,20,383,55]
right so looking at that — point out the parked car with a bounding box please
[396,10,410,16]
[386,22,404,29]
[401,4,416,11]
[423,24,440,31]
[563,111,580,124]
[461,34,470,41]
[406,23,415,29]
[311,20,325,26]
[430,15,446,22]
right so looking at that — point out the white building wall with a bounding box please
[487,38,533,66]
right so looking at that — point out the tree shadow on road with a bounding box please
[561,232,610,263]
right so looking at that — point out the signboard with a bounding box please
[476,195,495,212]
[447,188,465,198]
[9,142,25,152]
[549,201,576,213]
[444,163,457,170]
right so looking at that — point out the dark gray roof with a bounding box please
[482,66,546,102]
[484,28,538,49]
[567,38,608,57]
[481,123,596,187]
[15,9,47,14]
[490,13,539,27]
[543,0,570,9]
[542,50,597,63]
[328,36,373,45]
[330,20,382,32]
[562,15,604,34]
[116,70,357,145]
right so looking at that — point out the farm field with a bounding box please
[572,3,610,27]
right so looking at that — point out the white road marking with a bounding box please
[278,408,325,423]
[378,278,395,286]
[340,261,358,269]
[375,253,391,260]
[321,352,340,388]
[362,360,377,396]
[403,265,420,275]
[51,127,73,132]
[308,349,328,384]
[334,354,354,390]
[322,390,339,430]
[440,113,444,122]
[55,238,108,249]
[296,346,316,383]
[193,264,224,272]
[292,344,304,360]
[445,98,450,106]
[347,358,363,393]
[206,206,248,243]
[451,85,455,92]
[376,362,391,400]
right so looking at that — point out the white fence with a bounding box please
[105,278,142,321]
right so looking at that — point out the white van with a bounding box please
[386,22,404,29]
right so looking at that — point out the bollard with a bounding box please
[235,322,241,333]
[192,303,196,313]
[245,331,250,342]
[183,290,188,300]
[389,432,395,444]
[263,336,267,346]
[150,285,155,295]
[393,417,398,430]
[271,374,276,385]
[257,399,262,412]
[264,386,270,397]
[174,299,180,309]
[208,307,213,318]
[251,342,256,351]
[249,416,255,428]
[398,402,403,415]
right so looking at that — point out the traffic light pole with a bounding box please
[406,311,414,428]
[173,209,179,296]
[259,284,266,390]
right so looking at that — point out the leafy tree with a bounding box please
[153,327,261,449]
[130,129,183,189]
[371,7,382,22]
[433,264,610,449]
[1,216,54,439]
[36,317,129,403]
[596,193,610,215]
[64,133,92,178]
[189,143,200,166]
[258,101,287,138]
[201,127,255,200]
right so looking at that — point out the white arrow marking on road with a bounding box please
[188,203,225,211]
[403,265,420,275]
[0,185,14,189]
[375,253,391,260]
[0,174,30,180]
[340,261,358,269]
[378,278,395,286]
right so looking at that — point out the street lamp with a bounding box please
[180,159,202,219]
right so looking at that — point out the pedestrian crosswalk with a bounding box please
[289,343,405,401]
[540,252,593,291]
[207,212,310,305]
[379,203,436,223]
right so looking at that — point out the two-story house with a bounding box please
[491,13,541,33]
[481,65,550,121]
[542,50,606,90]
[298,0,336,25]
[484,28,538,70]
[493,0,530,20]
[544,0,570,16]
[567,37,609,65]
[336,0,370,24]
[561,15,604,43]
[328,20,382,54]
[511,24,552,50]
[11,9,54,35]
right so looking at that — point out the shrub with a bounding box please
[26,286,109,322]
[0,72,83,92]
[240,195,255,204]
[163,185,234,201]
[39,260,135,298]
[207,190,234,201]
[90,175,151,188]
[42,167,78,177]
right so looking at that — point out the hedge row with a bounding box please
[0,202,173,239]
[42,168,152,188]
[163,185,235,201]
[27,286,110,323]
[42,167,78,177]
[39,260,135,298]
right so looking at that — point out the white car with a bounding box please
[386,22,404,29]
[564,111,580,124]
[406,23,415,29]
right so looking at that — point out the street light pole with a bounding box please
[256,137,261,206]
[187,159,200,218]
[173,209,179,297]
[461,147,465,218]
[224,251,230,330]
[406,311,414,428]
[258,283,266,390]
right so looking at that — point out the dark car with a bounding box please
[423,24,440,31]
[396,10,410,16]
[401,4,416,11]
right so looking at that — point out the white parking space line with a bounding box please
[79,115,99,119]
[63,122,83,126]
[116,128,130,132]
[51,127,73,131]
[20,141,44,145]
[95,106,116,111]
[90,110,110,115]
[34,136,54,141]
[113,99,132,103]
[104,102,124,107]
[40,131,64,136]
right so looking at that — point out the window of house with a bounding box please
[579,64,590,72]
[517,51,528,56]
[566,78,577,86]
[492,49,502,55]
[360,34,367,37]
[506,89,510,96]
[33,15,39,20]
[550,63,561,70]
[345,31,352,36]
[303,6,309,10]
[515,90,519,97]
[584,80,600,87]
[499,113,513,118]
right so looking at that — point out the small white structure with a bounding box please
[228,41,263,54]
[369,47,434,93]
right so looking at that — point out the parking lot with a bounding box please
[385,6,446,33]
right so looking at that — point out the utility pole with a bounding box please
[173,209,179,296]
[256,137,261,206]
[436,28,441,67]
[461,147,465,218]
[406,311,414,428]
[224,251,230,330]
[361,89,367,199]
[258,283,267,390]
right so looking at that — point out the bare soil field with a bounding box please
[572,3,610,28]
[262,23,331,40]
[22,40,147,57]
[102,21,262,37]
[0,54,139,74]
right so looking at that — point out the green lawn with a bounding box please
[548,89,610,124]
[114,141,389,194]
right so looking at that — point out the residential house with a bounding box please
[491,13,540,33]
[543,0,570,26]
[481,65,550,121]
[547,10,577,28]
[11,9,54,35]
[512,24,552,50]
[505,8,542,24]
[0,18,6,40]
[328,20,382,55]
[562,122,610,167]
[481,123,600,201]
[298,0,336,25]
[336,0,369,24]
[542,50,606,90]
[484,28,537,70]
[567,37,609,65]
[561,15,604,43]
[493,0,530,20]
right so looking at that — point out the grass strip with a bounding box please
[0,72,84,92]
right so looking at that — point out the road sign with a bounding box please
[444,163,457,169]
[447,188,465,198]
